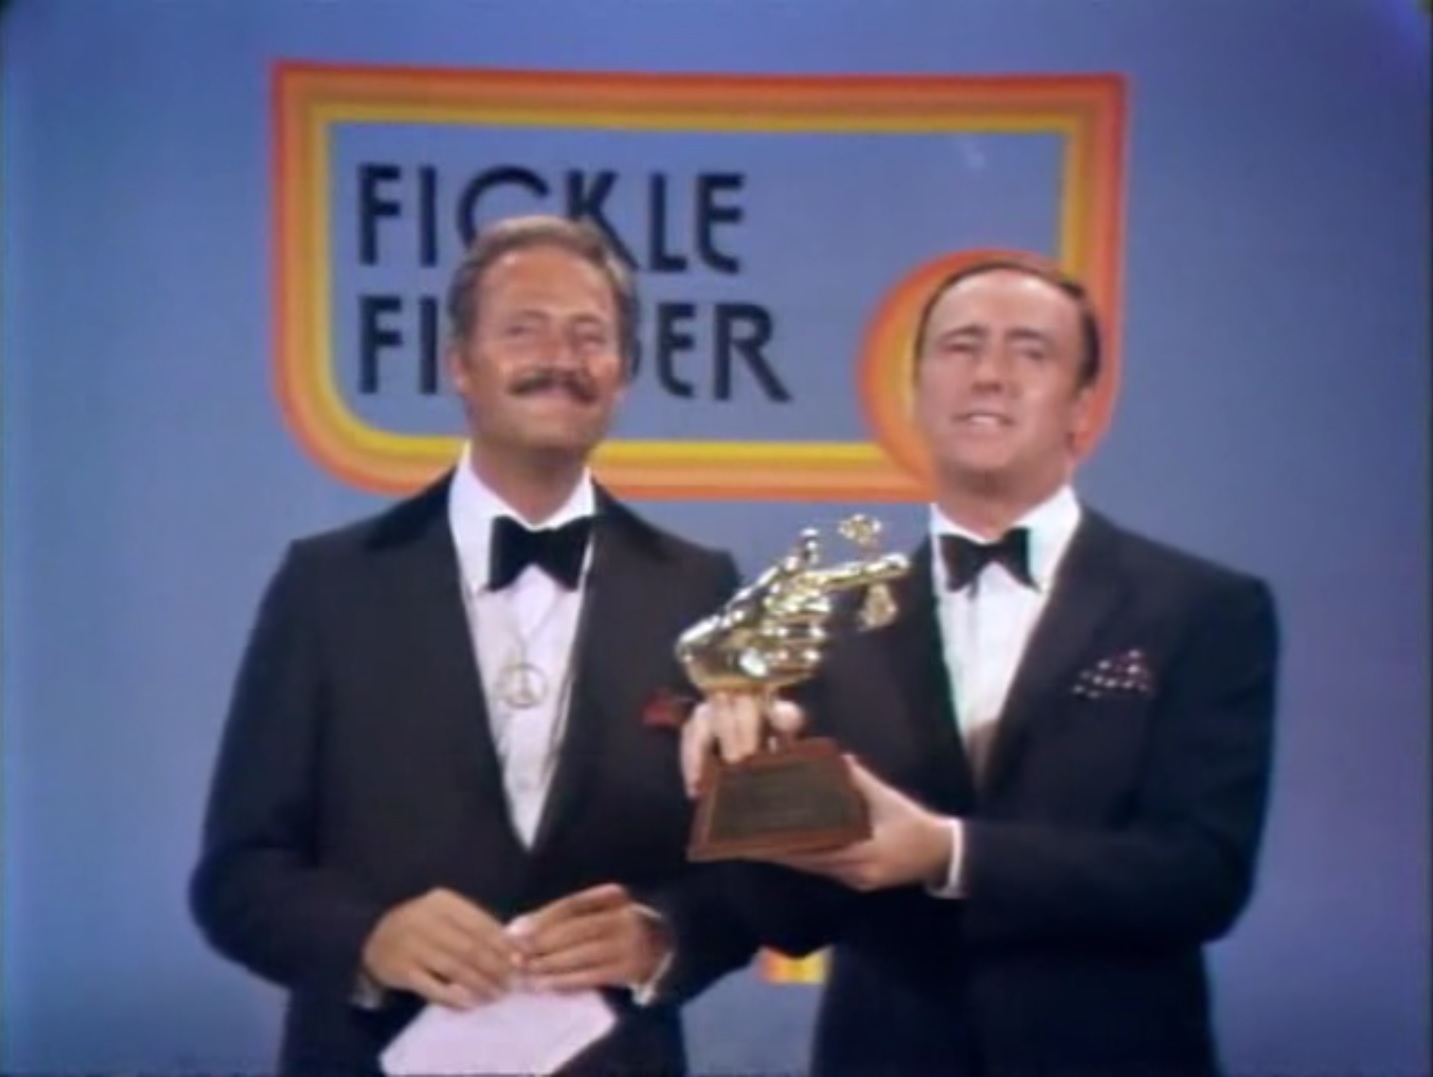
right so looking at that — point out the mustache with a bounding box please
[507,366,600,404]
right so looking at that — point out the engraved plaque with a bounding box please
[688,738,871,861]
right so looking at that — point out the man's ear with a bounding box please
[1068,382,1097,456]
[447,343,470,394]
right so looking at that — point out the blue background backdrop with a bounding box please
[3,2,1428,1075]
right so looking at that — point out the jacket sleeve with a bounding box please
[188,543,389,996]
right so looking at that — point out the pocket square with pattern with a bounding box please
[1072,648,1155,699]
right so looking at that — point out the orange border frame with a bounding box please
[273,65,1126,500]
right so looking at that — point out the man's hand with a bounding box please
[361,888,520,1009]
[758,757,955,892]
[680,693,807,796]
[512,883,670,993]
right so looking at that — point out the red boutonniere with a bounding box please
[642,688,696,729]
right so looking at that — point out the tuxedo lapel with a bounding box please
[980,512,1133,804]
[374,479,522,851]
[528,497,652,858]
[870,541,978,813]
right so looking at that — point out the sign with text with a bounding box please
[273,65,1126,500]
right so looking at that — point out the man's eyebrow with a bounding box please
[932,324,986,343]
[1005,327,1054,347]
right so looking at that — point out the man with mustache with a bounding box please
[663,259,1281,1077]
[190,214,739,1076]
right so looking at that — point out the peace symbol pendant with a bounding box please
[496,660,548,709]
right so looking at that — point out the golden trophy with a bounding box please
[677,515,910,862]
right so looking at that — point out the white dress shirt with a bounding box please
[930,485,1082,895]
[447,444,596,847]
[357,452,672,1008]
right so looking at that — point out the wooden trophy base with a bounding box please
[687,737,872,862]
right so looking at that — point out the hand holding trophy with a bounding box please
[676,515,910,862]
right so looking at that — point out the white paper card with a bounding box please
[380,990,616,1076]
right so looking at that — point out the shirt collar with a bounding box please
[928,484,1082,592]
[447,442,597,596]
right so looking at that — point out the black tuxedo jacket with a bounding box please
[665,509,1280,1077]
[189,474,739,1076]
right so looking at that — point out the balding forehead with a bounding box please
[922,269,1081,357]
[933,269,1076,320]
[943,267,1068,304]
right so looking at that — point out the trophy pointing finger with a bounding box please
[676,515,910,862]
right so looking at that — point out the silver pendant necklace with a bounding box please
[493,589,569,710]
[495,656,550,710]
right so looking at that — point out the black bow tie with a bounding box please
[488,515,593,591]
[940,529,1035,591]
